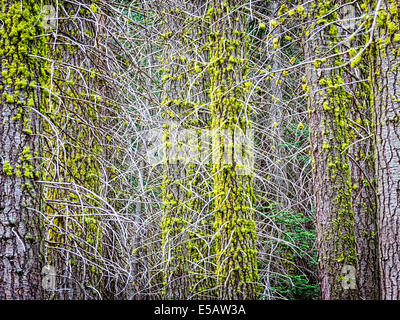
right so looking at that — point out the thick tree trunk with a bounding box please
[208,0,259,300]
[42,1,111,299]
[344,3,380,299]
[0,1,46,299]
[370,0,400,299]
[160,1,214,299]
[304,2,359,299]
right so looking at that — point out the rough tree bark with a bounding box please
[208,0,259,300]
[348,72,380,299]
[369,0,400,299]
[160,1,214,299]
[304,2,359,299]
[341,3,380,299]
[43,1,112,299]
[0,1,47,299]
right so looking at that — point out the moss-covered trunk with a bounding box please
[0,0,47,299]
[42,0,110,299]
[304,1,359,299]
[339,3,380,299]
[160,1,214,299]
[208,0,259,300]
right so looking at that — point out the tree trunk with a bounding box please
[348,78,380,299]
[208,0,259,300]
[304,2,359,299]
[42,1,110,299]
[342,3,380,299]
[0,1,46,299]
[160,1,214,299]
[370,0,400,299]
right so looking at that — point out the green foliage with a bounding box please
[274,274,320,300]
[273,208,319,299]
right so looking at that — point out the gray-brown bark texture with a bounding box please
[0,1,46,299]
[348,81,380,299]
[345,4,380,299]
[304,2,359,299]
[160,0,214,299]
[370,0,400,299]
